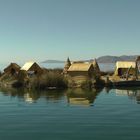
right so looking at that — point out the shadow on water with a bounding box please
[0,87,103,106]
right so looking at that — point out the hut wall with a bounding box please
[88,66,97,78]
[67,71,91,86]
[4,64,20,75]
[68,71,89,78]
[28,63,42,75]
[116,68,136,76]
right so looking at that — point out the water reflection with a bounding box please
[0,87,66,103]
[66,88,102,106]
[0,87,102,106]
[114,87,140,104]
[2,87,140,105]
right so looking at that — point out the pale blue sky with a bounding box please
[0,0,140,63]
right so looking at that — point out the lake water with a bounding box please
[0,63,139,140]
[0,87,140,140]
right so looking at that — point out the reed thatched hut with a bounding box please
[67,62,96,84]
[114,61,136,76]
[4,63,21,75]
[21,62,43,75]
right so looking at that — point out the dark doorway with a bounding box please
[118,68,122,76]
[11,68,16,75]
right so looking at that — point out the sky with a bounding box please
[0,0,140,63]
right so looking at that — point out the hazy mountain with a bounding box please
[42,60,65,63]
[97,55,138,63]
[42,55,139,64]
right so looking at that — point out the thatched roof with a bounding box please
[21,62,35,71]
[21,62,41,71]
[4,63,21,72]
[116,61,136,69]
[92,59,100,72]
[72,61,85,63]
[68,62,92,72]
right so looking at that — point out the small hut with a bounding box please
[21,62,42,75]
[114,61,136,76]
[67,62,96,84]
[4,63,21,75]
[63,57,71,74]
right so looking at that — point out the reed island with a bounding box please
[0,56,140,90]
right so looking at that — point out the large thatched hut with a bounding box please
[21,62,43,75]
[4,63,21,75]
[114,61,136,76]
[67,62,97,84]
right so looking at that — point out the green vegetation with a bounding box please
[0,72,17,83]
[0,67,107,90]
[30,71,68,90]
[81,78,105,89]
[100,71,114,76]
[81,80,93,89]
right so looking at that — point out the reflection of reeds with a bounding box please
[0,87,66,103]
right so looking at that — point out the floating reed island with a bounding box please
[103,56,140,87]
[0,56,140,89]
[63,58,104,88]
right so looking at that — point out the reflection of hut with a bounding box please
[63,57,71,74]
[115,89,135,96]
[69,98,90,106]
[67,62,96,84]
[4,63,21,75]
[21,62,42,75]
[67,88,99,106]
[136,91,140,104]
[114,61,136,76]
[24,93,35,103]
[115,89,140,101]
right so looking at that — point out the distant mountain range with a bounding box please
[97,55,138,63]
[42,60,65,63]
[42,55,139,64]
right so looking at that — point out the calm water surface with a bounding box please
[0,87,140,140]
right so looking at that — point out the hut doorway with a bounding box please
[118,68,122,76]
[11,68,16,75]
[34,70,37,75]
